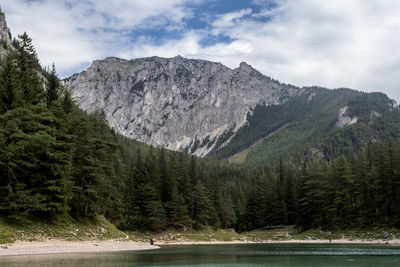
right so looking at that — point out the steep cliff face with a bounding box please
[336,106,358,128]
[0,7,13,59]
[65,56,304,155]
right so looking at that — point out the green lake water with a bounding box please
[1,243,400,266]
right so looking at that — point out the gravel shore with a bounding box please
[1,238,398,256]
[0,240,158,256]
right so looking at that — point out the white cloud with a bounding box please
[126,0,400,101]
[1,0,199,75]
[211,8,252,32]
[1,0,400,101]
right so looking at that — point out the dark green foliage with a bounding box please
[220,192,236,228]
[11,32,43,104]
[1,28,400,235]
[0,53,22,113]
[62,89,74,114]
[45,63,60,106]
[0,34,126,222]
[246,171,282,229]
[296,141,400,229]
[167,185,190,228]
[210,88,400,165]
[0,104,73,218]
[141,183,167,231]
[192,180,213,227]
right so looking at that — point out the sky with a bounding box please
[1,0,400,101]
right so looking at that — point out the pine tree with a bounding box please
[141,183,167,231]
[45,63,60,106]
[167,184,190,228]
[192,180,212,227]
[332,156,354,227]
[159,148,172,203]
[0,54,21,113]
[12,32,43,104]
[123,163,137,228]
[62,88,74,114]
[284,168,297,225]
[0,104,73,218]
[220,192,236,228]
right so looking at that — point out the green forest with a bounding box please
[1,33,400,234]
[210,87,400,165]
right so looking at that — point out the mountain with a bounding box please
[211,88,400,164]
[65,56,400,162]
[2,6,400,234]
[65,56,303,156]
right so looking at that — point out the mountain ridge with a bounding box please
[65,55,399,162]
[65,55,305,156]
[211,87,400,164]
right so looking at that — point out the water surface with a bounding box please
[1,243,400,266]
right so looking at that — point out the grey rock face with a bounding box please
[0,7,12,59]
[65,56,304,156]
[0,8,11,45]
[336,106,358,128]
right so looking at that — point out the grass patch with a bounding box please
[3,218,400,245]
[0,215,126,244]
[127,226,400,243]
[126,227,243,243]
[245,226,293,241]
[0,218,14,244]
[291,227,400,241]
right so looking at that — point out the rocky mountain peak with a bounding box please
[238,61,252,72]
[0,7,12,46]
[0,6,13,59]
[65,56,305,156]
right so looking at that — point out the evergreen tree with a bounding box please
[45,63,60,106]
[62,88,74,114]
[12,32,43,104]
[167,184,190,228]
[331,156,354,227]
[220,191,236,228]
[0,54,21,113]
[2,27,400,233]
[284,168,297,224]
[192,180,212,227]
[141,183,167,231]
[0,104,73,218]
[159,148,172,203]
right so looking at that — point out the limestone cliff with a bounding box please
[65,56,304,155]
[0,7,13,59]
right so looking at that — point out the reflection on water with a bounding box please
[1,243,400,266]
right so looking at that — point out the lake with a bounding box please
[1,243,400,266]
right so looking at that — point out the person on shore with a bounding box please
[150,238,154,245]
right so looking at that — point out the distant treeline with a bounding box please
[1,33,400,232]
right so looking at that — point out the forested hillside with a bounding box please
[1,32,400,235]
[211,87,400,164]
[0,32,252,231]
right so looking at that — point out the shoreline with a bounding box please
[0,240,158,257]
[155,238,400,245]
[1,238,399,257]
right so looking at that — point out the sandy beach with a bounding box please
[0,240,158,256]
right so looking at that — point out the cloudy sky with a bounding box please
[2,0,400,100]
